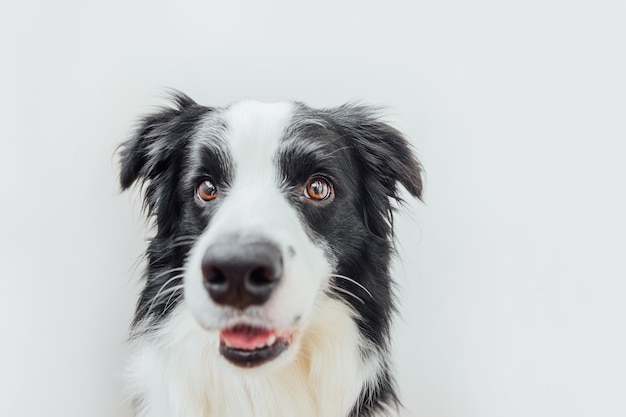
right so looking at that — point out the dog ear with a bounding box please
[328,104,423,238]
[118,92,212,234]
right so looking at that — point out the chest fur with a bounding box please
[127,299,379,417]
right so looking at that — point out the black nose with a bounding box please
[201,238,283,309]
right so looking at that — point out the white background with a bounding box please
[1,1,625,416]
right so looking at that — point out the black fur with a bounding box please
[119,92,422,416]
[119,92,212,326]
[284,104,422,416]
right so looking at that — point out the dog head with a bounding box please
[120,92,422,369]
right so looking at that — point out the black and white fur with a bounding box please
[119,92,422,417]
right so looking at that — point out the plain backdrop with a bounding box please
[1,1,625,416]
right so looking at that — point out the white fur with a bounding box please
[127,298,381,417]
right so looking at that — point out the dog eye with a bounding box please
[196,179,218,202]
[304,177,333,201]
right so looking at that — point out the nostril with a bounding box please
[248,267,275,287]
[205,267,227,285]
[202,266,230,299]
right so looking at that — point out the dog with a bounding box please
[119,92,422,417]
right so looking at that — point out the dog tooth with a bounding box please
[267,335,277,346]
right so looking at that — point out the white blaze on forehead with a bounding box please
[224,100,295,185]
[204,100,299,239]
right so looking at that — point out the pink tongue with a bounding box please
[221,327,274,350]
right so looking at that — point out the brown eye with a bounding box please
[196,179,218,202]
[304,177,333,201]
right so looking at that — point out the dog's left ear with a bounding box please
[328,104,423,237]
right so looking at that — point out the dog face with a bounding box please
[119,93,422,371]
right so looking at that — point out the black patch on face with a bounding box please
[183,121,235,227]
[118,92,218,328]
[191,137,233,187]
[278,104,423,415]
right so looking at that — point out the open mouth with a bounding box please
[219,324,292,367]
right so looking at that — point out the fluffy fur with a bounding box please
[119,92,422,417]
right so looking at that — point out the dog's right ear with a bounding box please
[118,92,212,233]
[119,92,210,190]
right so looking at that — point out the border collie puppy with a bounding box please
[119,92,422,417]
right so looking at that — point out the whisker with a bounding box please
[142,285,182,317]
[329,274,373,299]
[151,244,194,263]
[149,236,198,263]
[170,235,199,243]
[327,283,365,305]
[164,240,197,250]
[163,285,184,311]
[142,274,184,316]
[143,286,182,318]
[162,292,185,315]
[149,267,186,282]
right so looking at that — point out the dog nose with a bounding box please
[201,239,283,309]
